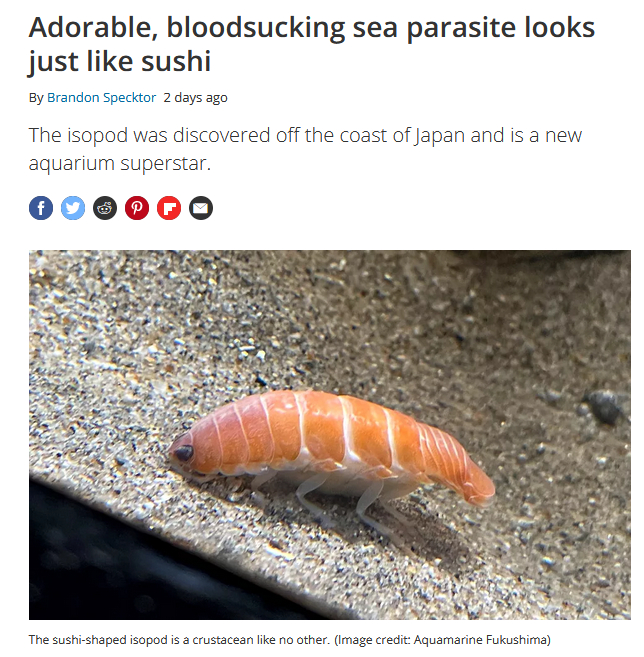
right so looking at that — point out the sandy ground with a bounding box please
[29,250,630,619]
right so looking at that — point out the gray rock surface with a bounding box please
[29,250,631,619]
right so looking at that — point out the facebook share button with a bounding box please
[29,196,53,220]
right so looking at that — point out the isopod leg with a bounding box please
[377,486,418,532]
[251,469,278,490]
[357,482,416,553]
[296,473,334,528]
[251,470,278,506]
[356,480,394,538]
[380,501,415,531]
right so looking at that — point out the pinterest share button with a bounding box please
[157,196,181,220]
[125,196,150,219]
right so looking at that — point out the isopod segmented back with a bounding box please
[169,390,495,532]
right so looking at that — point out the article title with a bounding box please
[28,15,596,78]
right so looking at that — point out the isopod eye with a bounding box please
[174,445,194,462]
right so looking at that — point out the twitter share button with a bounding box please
[61,196,85,220]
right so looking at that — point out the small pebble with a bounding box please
[538,389,562,404]
[584,390,621,425]
[576,403,591,417]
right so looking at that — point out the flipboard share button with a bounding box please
[157,196,181,220]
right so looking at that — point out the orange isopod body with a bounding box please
[169,390,495,531]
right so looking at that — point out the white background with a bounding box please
[7,0,639,649]
[8,1,643,245]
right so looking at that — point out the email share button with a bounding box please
[189,196,213,220]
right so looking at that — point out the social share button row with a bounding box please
[29,196,213,220]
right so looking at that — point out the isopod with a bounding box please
[169,390,495,534]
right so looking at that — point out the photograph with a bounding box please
[29,250,631,620]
